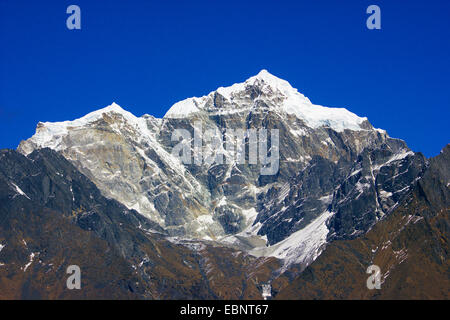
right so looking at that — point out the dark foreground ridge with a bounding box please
[0,148,281,299]
[0,145,449,299]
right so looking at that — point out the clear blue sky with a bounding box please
[1,0,449,157]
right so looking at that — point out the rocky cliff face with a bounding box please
[17,70,428,270]
[0,148,280,299]
[275,145,450,299]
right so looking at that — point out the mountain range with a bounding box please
[1,70,448,299]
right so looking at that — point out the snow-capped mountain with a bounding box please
[164,70,367,132]
[18,70,426,270]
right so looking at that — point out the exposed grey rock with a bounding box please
[17,70,430,269]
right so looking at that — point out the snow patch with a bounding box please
[379,190,393,199]
[23,252,38,272]
[250,210,334,272]
[164,97,203,118]
[11,182,30,200]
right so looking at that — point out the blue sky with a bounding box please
[1,0,449,157]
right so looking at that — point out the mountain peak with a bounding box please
[17,102,147,155]
[244,69,299,98]
[164,72,368,132]
[216,69,296,97]
[165,70,301,118]
[103,101,124,112]
[253,69,278,81]
[87,102,128,118]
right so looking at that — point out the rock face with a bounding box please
[275,145,450,299]
[0,148,155,299]
[18,70,428,269]
[0,148,280,299]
